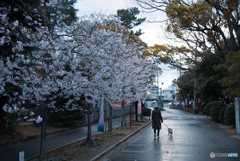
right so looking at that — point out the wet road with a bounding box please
[101,108,240,161]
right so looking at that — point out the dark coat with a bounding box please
[152,107,163,129]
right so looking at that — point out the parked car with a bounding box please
[176,101,185,107]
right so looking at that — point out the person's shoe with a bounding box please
[154,134,156,137]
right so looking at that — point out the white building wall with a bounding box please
[162,85,177,102]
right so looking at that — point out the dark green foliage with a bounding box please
[143,108,151,116]
[117,7,146,36]
[210,106,224,122]
[219,106,226,124]
[216,51,240,98]
[196,54,225,102]
[193,108,199,114]
[224,103,235,126]
[58,0,78,25]
[49,95,87,127]
[49,109,84,127]
[175,72,194,101]
[206,101,224,116]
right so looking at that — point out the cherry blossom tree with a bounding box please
[1,1,79,159]
[1,3,156,160]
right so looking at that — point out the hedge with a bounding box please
[210,106,224,122]
[143,108,151,116]
[193,108,199,114]
[224,103,235,126]
[219,106,226,124]
[49,109,84,127]
[206,101,225,116]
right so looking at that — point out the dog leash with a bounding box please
[163,122,169,128]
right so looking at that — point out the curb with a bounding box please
[90,121,152,161]
[0,124,86,148]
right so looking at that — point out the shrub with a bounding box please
[193,108,199,114]
[219,106,226,124]
[210,106,224,122]
[224,103,235,126]
[206,101,224,116]
[143,108,151,116]
[49,109,84,127]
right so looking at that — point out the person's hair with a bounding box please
[154,106,159,109]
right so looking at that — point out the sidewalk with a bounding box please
[0,116,130,161]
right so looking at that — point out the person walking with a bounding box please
[152,106,163,138]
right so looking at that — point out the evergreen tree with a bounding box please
[116,7,146,36]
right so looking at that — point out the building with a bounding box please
[162,85,177,102]
[147,86,159,99]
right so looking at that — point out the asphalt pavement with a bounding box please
[0,116,129,161]
[101,108,240,161]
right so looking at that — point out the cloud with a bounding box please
[75,0,137,16]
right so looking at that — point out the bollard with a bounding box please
[19,151,24,161]
[235,98,240,135]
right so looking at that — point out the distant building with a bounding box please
[162,85,177,102]
[147,86,159,99]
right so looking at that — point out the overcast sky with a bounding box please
[75,0,179,89]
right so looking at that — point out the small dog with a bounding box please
[168,128,173,137]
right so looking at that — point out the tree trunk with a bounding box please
[87,103,92,143]
[0,108,5,134]
[122,100,126,126]
[141,101,143,121]
[108,103,112,132]
[0,96,8,134]
[106,100,109,131]
[135,101,138,122]
[130,102,132,126]
[228,21,237,52]
[39,104,48,161]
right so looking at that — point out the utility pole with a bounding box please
[193,44,197,110]
[179,53,182,109]
[160,82,163,109]
[157,69,160,108]
[157,69,159,97]
[193,77,196,110]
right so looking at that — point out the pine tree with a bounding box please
[117,7,146,36]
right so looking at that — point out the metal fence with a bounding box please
[85,105,131,124]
